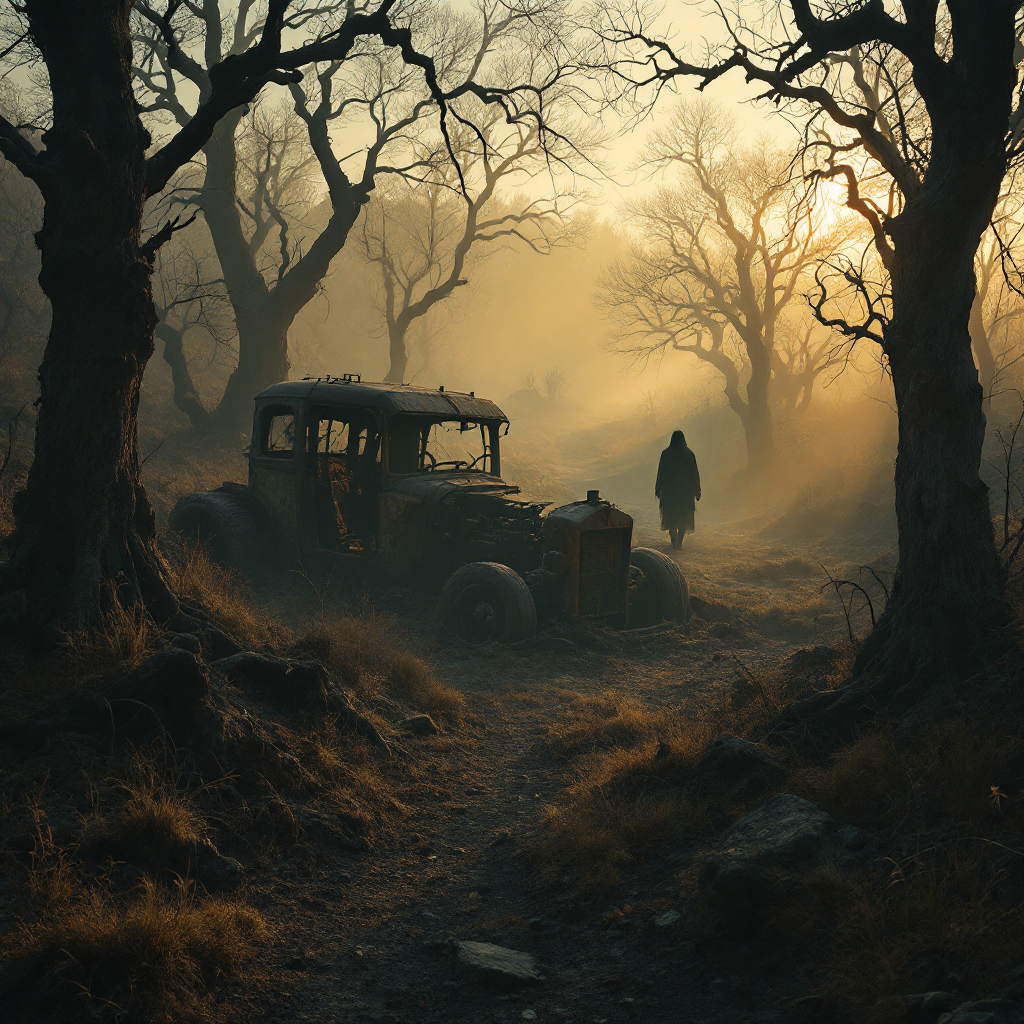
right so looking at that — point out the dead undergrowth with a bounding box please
[533,620,1024,1021]
[0,545,458,1023]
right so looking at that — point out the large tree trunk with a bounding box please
[215,308,289,428]
[742,342,777,472]
[197,114,360,429]
[0,0,175,635]
[848,210,1005,699]
[157,320,210,430]
[384,324,409,383]
[799,58,1013,726]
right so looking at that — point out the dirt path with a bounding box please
[228,551,845,1023]
[212,506,898,1023]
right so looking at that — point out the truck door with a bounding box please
[306,407,382,552]
[249,402,301,538]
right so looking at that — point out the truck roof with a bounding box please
[256,378,509,422]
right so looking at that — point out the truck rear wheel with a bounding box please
[440,562,537,644]
[629,547,690,626]
[170,489,263,567]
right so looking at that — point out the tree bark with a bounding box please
[157,320,210,430]
[798,19,1015,724]
[215,308,290,428]
[0,0,176,634]
[384,323,409,383]
[743,341,777,473]
[968,292,996,411]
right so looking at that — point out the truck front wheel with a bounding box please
[628,547,690,626]
[440,562,537,644]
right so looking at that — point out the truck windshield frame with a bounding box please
[387,416,500,475]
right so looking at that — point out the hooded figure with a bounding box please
[655,430,701,550]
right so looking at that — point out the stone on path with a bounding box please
[654,909,681,928]
[454,940,543,989]
[401,714,439,736]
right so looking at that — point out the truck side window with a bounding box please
[262,406,296,458]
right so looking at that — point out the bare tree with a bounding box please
[152,234,235,428]
[772,319,843,416]
[360,117,573,382]
[135,0,575,428]
[971,206,1024,410]
[599,101,842,471]
[0,0,566,635]
[597,1,1024,712]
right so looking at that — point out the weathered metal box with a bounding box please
[541,496,633,624]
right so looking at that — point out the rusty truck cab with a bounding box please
[249,377,511,566]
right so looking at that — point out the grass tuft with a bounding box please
[531,692,714,896]
[168,543,288,651]
[4,874,266,1023]
[296,617,465,723]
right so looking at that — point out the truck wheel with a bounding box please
[440,562,537,644]
[628,547,690,626]
[170,490,263,566]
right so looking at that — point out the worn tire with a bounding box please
[439,562,537,644]
[170,490,263,566]
[629,547,690,626]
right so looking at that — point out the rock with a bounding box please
[198,625,242,659]
[191,839,243,889]
[906,992,957,1023]
[454,940,543,989]
[401,714,439,736]
[654,909,681,928]
[168,632,202,655]
[720,794,835,866]
[938,1000,1023,1024]
[700,794,865,930]
[97,648,210,740]
[522,1011,538,1021]
[698,735,779,788]
[213,652,326,707]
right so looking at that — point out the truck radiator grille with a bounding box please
[577,528,630,617]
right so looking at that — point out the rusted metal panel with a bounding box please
[542,499,633,620]
[249,462,298,538]
[255,379,508,422]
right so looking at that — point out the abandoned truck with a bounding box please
[170,376,689,642]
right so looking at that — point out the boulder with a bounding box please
[454,940,543,989]
[167,632,202,655]
[938,1001,1023,1024]
[401,714,439,736]
[99,648,210,740]
[213,652,326,707]
[698,735,780,790]
[700,794,866,931]
[906,992,957,1023]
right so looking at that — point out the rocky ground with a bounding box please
[215,512,897,1024]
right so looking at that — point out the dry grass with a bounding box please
[60,589,167,674]
[4,870,265,1023]
[1,807,265,1023]
[814,841,1024,1023]
[84,762,208,871]
[532,692,716,896]
[295,617,466,724]
[168,543,288,651]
